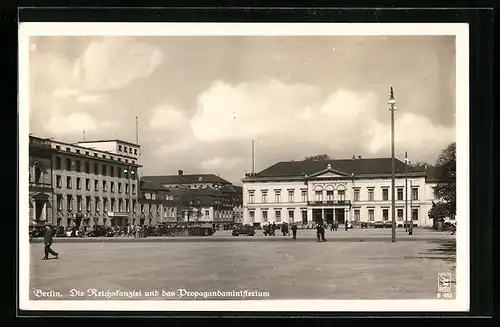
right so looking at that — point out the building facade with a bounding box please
[28,136,142,228]
[29,137,54,225]
[241,158,439,228]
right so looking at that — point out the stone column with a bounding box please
[333,208,336,222]
[321,208,325,224]
[307,207,313,223]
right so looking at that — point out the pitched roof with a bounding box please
[254,158,425,178]
[141,174,231,185]
[219,184,243,194]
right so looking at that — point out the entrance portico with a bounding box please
[310,205,350,225]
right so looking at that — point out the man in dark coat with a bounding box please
[271,222,276,236]
[316,224,322,242]
[43,225,59,260]
[291,223,298,240]
[320,224,327,242]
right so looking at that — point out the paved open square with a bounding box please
[30,233,456,300]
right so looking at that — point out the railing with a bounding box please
[307,200,351,206]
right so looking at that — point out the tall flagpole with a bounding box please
[405,151,408,232]
[389,86,397,243]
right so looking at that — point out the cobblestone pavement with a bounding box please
[29,235,456,300]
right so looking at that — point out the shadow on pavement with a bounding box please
[404,240,456,263]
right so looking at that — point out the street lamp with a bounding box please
[405,151,408,232]
[389,86,397,243]
[124,167,135,226]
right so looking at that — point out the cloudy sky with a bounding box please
[28,35,456,185]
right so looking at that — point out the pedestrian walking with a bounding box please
[291,222,298,240]
[316,224,322,242]
[333,221,338,231]
[272,222,276,236]
[43,225,59,260]
[320,224,327,242]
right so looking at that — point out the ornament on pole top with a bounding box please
[388,86,397,106]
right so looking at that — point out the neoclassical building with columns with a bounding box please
[241,157,439,228]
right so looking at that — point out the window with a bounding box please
[94,180,99,191]
[261,191,268,203]
[205,210,210,217]
[132,200,137,213]
[77,196,82,211]
[397,188,404,201]
[132,184,136,195]
[66,196,73,211]
[111,199,116,212]
[144,192,151,200]
[433,187,439,199]
[65,158,71,170]
[288,190,294,202]
[118,168,122,178]
[412,208,419,221]
[118,183,122,193]
[382,188,389,201]
[56,145,61,150]
[301,190,307,202]
[103,198,108,212]
[383,209,389,221]
[368,209,374,221]
[249,191,255,203]
[85,151,89,156]
[95,197,100,212]
[354,189,360,201]
[76,149,80,154]
[262,210,268,222]
[354,209,360,221]
[249,211,255,222]
[326,190,334,201]
[125,183,129,194]
[338,190,345,201]
[76,177,81,190]
[102,181,107,192]
[84,162,90,173]
[110,166,115,177]
[124,146,127,152]
[85,178,90,191]
[66,147,71,152]
[56,175,62,188]
[315,190,323,202]
[126,199,130,212]
[102,164,107,176]
[66,176,72,189]
[288,210,294,222]
[94,163,99,175]
[302,210,307,224]
[129,148,132,154]
[86,196,91,212]
[55,157,61,169]
[368,188,374,201]
[118,145,122,151]
[397,209,404,220]
[134,149,138,155]
[275,191,281,203]
[275,210,281,222]
[111,182,115,193]
[119,199,123,212]
[75,160,81,172]
[56,195,62,211]
[412,187,419,201]
[141,204,145,213]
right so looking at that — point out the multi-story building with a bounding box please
[28,135,142,228]
[241,157,439,228]
[29,137,54,225]
[139,172,242,225]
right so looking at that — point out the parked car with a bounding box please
[232,224,255,236]
[87,226,115,237]
[360,222,369,229]
[374,221,385,228]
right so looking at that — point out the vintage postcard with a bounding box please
[19,22,469,312]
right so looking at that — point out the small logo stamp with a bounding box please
[437,272,452,293]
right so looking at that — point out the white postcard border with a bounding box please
[18,22,469,312]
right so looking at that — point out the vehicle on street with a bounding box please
[374,221,385,228]
[232,224,255,236]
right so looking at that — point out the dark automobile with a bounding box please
[232,224,255,236]
[383,221,392,228]
[87,226,115,237]
[374,221,385,229]
[360,222,369,229]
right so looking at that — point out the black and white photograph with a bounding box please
[19,23,469,312]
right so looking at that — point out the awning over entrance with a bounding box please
[30,192,50,201]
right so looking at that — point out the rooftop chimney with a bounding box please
[178,170,183,176]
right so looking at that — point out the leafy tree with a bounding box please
[304,154,331,161]
[433,142,456,219]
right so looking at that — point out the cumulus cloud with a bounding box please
[190,78,455,159]
[149,105,189,131]
[201,156,244,170]
[44,112,116,135]
[77,37,163,92]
